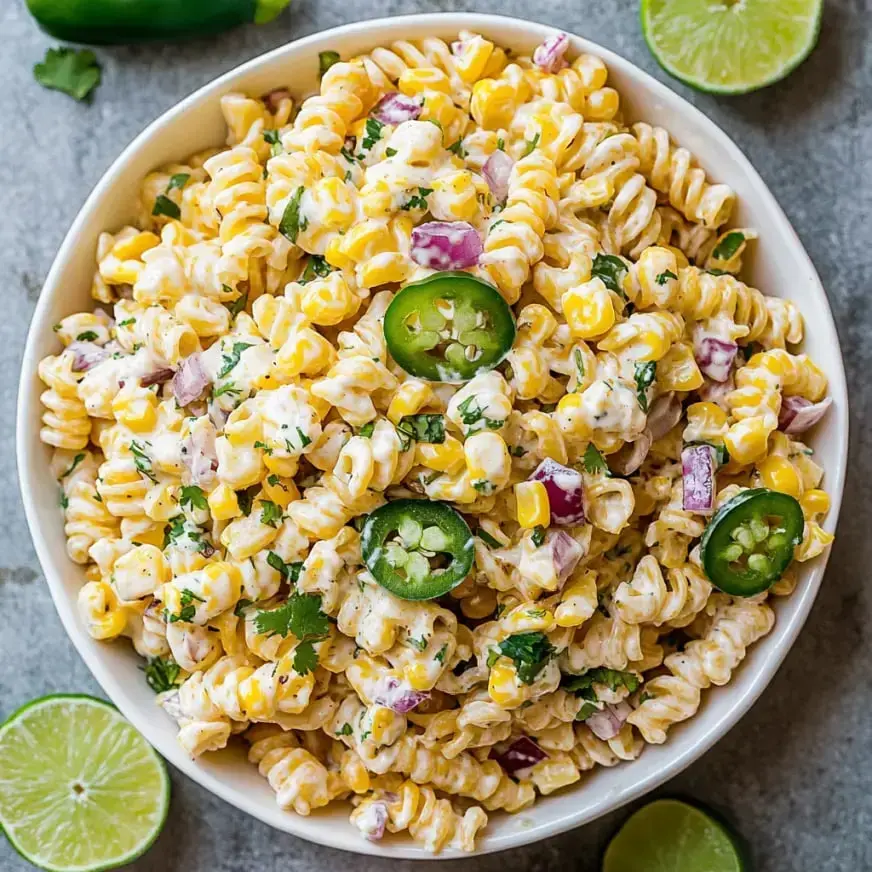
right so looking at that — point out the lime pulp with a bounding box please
[641,0,823,94]
[0,694,169,872]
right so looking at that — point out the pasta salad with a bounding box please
[38,30,835,854]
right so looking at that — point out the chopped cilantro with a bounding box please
[396,414,445,447]
[75,331,98,342]
[497,137,505,151]
[167,173,190,192]
[591,253,628,296]
[60,453,85,479]
[336,722,353,737]
[435,644,448,664]
[218,342,253,379]
[633,361,657,412]
[358,422,375,438]
[385,147,398,157]
[407,635,428,652]
[212,382,240,398]
[563,667,640,696]
[179,485,208,511]
[262,128,282,157]
[655,270,677,285]
[254,440,273,455]
[152,195,180,220]
[340,145,360,164]
[531,526,546,547]
[236,488,254,516]
[319,50,341,77]
[472,479,493,494]
[361,117,384,151]
[509,445,527,457]
[259,500,283,528]
[711,231,745,262]
[299,255,334,284]
[165,587,205,624]
[130,440,157,482]
[582,443,610,476]
[266,551,303,583]
[573,348,585,385]
[224,290,248,319]
[522,132,540,156]
[279,186,306,242]
[576,701,599,720]
[497,632,555,684]
[292,640,319,675]
[447,139,466,157]
[234,599,253,617]
[253,592,330,667]
[59,491,68,509]
[34,47,101,102]
[117,318,135,327]
[401,186,433,211]
[141,656,181,693]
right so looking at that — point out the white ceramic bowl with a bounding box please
[17,13,848,858]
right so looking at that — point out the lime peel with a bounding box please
[0,694,169,872]
[603,798,745,872]
[641,0,823,94]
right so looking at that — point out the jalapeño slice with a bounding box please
[361,499,474,600]
[384,271,515,382]
[700,488,805,597]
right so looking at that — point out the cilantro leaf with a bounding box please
[522,132,540,156]
[212,382,240,398]
[34,47,101,102]
[117,318,135,327]
[179,485,207,511]
[435,644,448,664]
[407,635,428,652]
[497,632,555,684]
[141,656,181,693]
[259,500,283,528]
[573,348,585,385]
[358,422,375,438]
[76,331,98,341]
[299,255,334,284]
[497,137,505,151]
[262,129,282,157]
[633,361,657,413]
[254,440,273,455]
[447,139,466,157]
[60,453,86,479]
[218,342,253,378]
[582,443,609,476]
[361,117,384,151]
[576,701,599,720]
[279,186,306,242]
[152,195,181,220]
[224,290,248,319]
[336,722,353,737]
[401,186,433,211]
[292,640,319,675]
[531,526,546,547]
[591,253,628,296]
[457,395,488,427]
[385,147,398,157]
[254,593,330,643]
[319,50,341,77]
[711,231,745,262]
[266,551,303,583]
[130,440,157,482]
[167,173,190,192]
[165,587,205,624]
[563,668,640,696]
[234,598,253,617]
[396,414,445,448]
[655,270,677,285]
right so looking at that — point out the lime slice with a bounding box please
[0,695,169,872]
[641,0,823,94]
[603,799,745,872]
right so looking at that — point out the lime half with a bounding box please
[641,0,823,94]
[603,799,745,872]
[0,695,169,872]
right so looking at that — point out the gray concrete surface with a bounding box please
[1,0,870,869]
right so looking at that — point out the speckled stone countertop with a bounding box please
[1,1,869,869]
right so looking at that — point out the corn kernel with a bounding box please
[562,280,615,338]
[262,474,300,508]
[208,483,240,521]
[757,456,802,498]
[724,418,770,465]
[416,437,465,474]
[403,661,431,691]
[369,706,395,743]
[488,658,524,706]
[515,480,550,529]
[801,488,830,517]
[111,231,159,261]
[388,381,434,423]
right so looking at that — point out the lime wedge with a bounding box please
[641,0,823,94]
[0,695,169,872]
[603,799,745,872]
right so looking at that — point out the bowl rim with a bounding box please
[16,11,849,859]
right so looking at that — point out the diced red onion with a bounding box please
[371,92,421,126]
[451,39,465,55]
[491,736,548,775]
[262,88,292,114]
[532,32,570,73]
[585,701,632,740]
[181,420,218,488]
[693,334,737,383]
[141,367,175,388]
[682,444,716,514]
[482,150,514,204]
[779,395,832,435]
[357,801,388,841]
[410,221,483,270]
[172,353,210,407]
[530,459,585,525]
[547,530,584,582]
[68,341,111,372]
[610,431,652,476]
[373,676,430,713]
[646,393,683,441]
